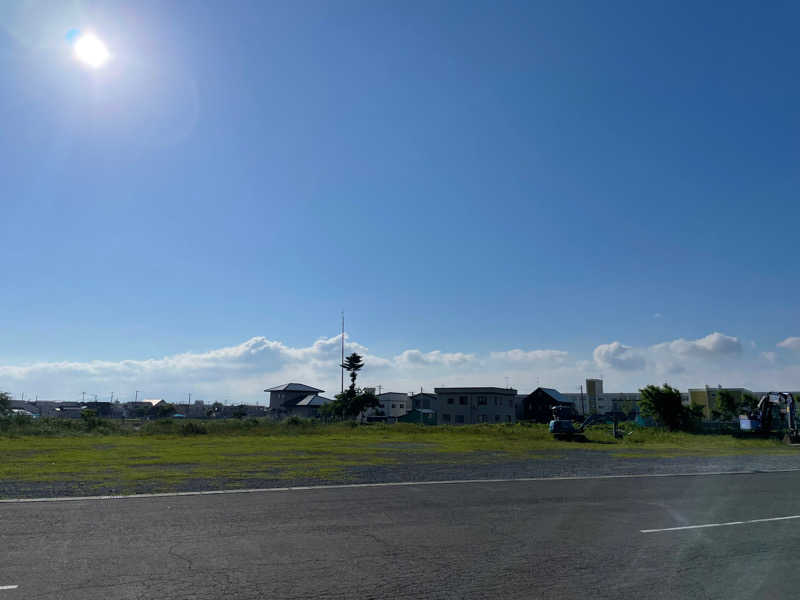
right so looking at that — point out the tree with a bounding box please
[320,388,380,421]
[742,393,759,414]
[154,403,176,419]
[716,390,739,421]
[0,391,10,416]
[620,398,638,419]
[341,353,364,399]
[639,384,693,431]
[348,388,381,420]
[321,354,376,421]
[319,399,342,421]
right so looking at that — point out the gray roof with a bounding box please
[434,387,518,395]
[294,394,333,407]
[264,383,324,393]
[537,388,569,404]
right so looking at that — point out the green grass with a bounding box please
[0,419,794,495]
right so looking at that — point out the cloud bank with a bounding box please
[2,331,800,403]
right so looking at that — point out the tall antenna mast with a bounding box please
[341,310,345,395]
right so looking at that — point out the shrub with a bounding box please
[181,421,208,435]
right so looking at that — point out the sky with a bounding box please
[2,0,800,403]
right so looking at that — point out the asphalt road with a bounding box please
[4,471,800,599]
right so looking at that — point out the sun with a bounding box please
[73,33,111,69]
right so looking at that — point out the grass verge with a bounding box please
[0,419,795,496]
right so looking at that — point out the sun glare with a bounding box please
[74,33,111,69]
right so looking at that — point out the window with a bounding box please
[399,403,404,409]
[391,404,396,409]
[447,398,454,405]
[459,397,467,405]
[442,413,451,423]
[423,398,431,409]
[494,397,498,406]
[480,415,488,423]
[494,414,500,422]
[455,414,465,423]
[477,396,487,406]
[506,415,512,423]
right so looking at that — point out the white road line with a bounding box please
[1,467,799,504]
[0,585,19,590]
[641,515,800,533]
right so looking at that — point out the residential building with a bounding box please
[377,392,410,419]
[688,387,756,420]
[124,398,166,418]
[433,387,517,425]
[397,408,437,425]
[558,379,643,416]
[264,383,333,418]
[8,400,40,417]
[411,393,437,410]
[518,388,575,423]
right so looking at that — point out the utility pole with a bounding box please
[341,310,345,396]
[188,393,191,417]
[82,392,86,404]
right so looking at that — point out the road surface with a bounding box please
[3,471,800,598]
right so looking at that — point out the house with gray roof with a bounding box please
[519,387,575,423]
[264,383,332,418]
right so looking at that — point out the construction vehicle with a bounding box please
[549,405,623,441]
[739,391,800,444]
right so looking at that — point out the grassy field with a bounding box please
[0,418,796,496]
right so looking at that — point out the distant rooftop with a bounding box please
[434,387,518,394]
[294,394,333,407]
[264,383,324,393]
[535,388,568,404]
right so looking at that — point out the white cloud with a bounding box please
[653,313,663,319]
[778,337,800,351]
[652,332,742,356]
[393,349,477,368]
[489,349,568,363]
[593,342,645,371]
[0,336,570,402]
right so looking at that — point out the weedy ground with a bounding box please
[0,418,793,495]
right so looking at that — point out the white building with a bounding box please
[377,392,411,419]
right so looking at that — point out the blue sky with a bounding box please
[2,1,800,402]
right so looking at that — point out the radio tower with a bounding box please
[341,311,345,395]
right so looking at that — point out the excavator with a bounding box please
[739,391,800,444]
[549,405,623,441]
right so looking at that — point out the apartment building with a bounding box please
[433,387,517,424]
